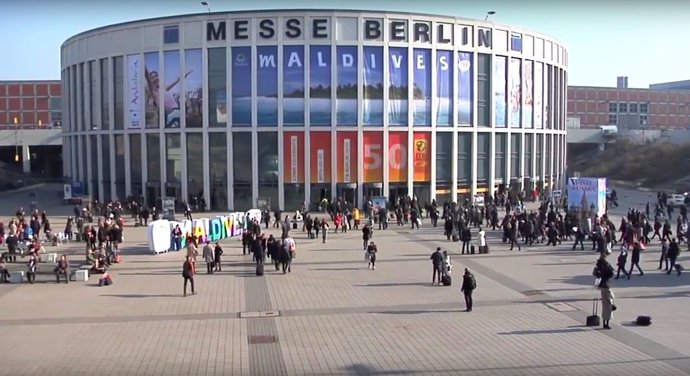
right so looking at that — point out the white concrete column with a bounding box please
[96,135,104,202]
[251,131,259,209]
[304,129,311,207]
[450,131,458,200]
[108,135,116,201]
[180,132,188,203]
[505,131,512,189]
[488,131,496,193]
[330,130,337,203]
[356,129,363,207]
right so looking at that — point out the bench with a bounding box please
[69,264,91,282]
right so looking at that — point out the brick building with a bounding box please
[0,80,62,129]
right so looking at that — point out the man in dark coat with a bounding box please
[460,268,477,312]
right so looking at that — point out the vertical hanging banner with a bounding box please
[388,132,408,182]
[336,46,358,126]
[362,132,384,182]
[457,52,473,125]
[336,131,358,183]
[435,50,453,126]
[544,66,550,128]
[309,45,331,126]
[523,60,534,128]
[362,46,383,126]
[163,51,181,128]
[283,46,305,126]
[282,131,305,183]
[232,47,252,126]
[493,56,507,127]
[412,49,432,126]
[257,46,278,126]
[388,47,408,126]
[144,52,160,129]
[184,49,203,128]
[126,54,143,129]
[534,62,543,128]
[509,58,522,128]
[309,131,331,183]
[413,132,432,182]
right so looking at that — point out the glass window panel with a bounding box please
[435,132,452,183]
[477,54,491,127]
[165,134,182,182]
[186,133,204,202]
[494,133,506,182]
[208,48,227,127]
[113,56,124,129]
[535,134,543,177]
[114,135,126,199]
[209,132,228,210]
[524,134,533,177]
[147,134,161,182]
[457,133,471,183]
[258,132,279,208]
[232,132,253,210]
[100,58,110,129]
[130,134,142,196]
[89,61,96,129]
[510,133,520,179]
[477,133,490,181]
[101,135,111,201]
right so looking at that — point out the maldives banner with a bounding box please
[435,50,453,126]
[163,51,181,128]
[388,132,408,182]
[534,62,543,128]
[184,49,203,128]
[309,45,331,126]
[283,131,305,183]
[126,54,143,129]
[388,47,408,126]
[412,49,432,126]
[257,46,278,126]
[310,131,331,183]
[493,55,507,127]
[283,46,305,126]
[337,131,358,183]
[509,58,522,128]
[362,47,384,126]
[523,60,534,128]
[457,52,472,125]
[413,132,431,182]
[336,46,358,126]
[363,132,384,183]
[144,52,159,129]
[232,47,252,126]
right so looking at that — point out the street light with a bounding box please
[200,1,211,13]
[484,11,496,21]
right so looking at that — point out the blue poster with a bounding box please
[257,46,278,126]
[509,58,521,128]
[493,55,507,127]
[309,45,331,126]
[457,52,472,125]
[388,47,408,126]
[412,49,431,126]
[336,46,358,126]
[283,46,305,126]
[435,50,453,126]
[362,47,383,126]
[232,47,252,126]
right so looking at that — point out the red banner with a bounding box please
[336,131,358,183]
[309,131,331,183]
[363,132,384,183]
[413,132,431,182]
[388,132,408,182]
[283,131,305,183]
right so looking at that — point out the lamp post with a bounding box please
[13,117,19,163]
[200,1,211,13]
[484,11,496,21]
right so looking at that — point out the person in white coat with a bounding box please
[442,251,452,276]
[478,227,487,253]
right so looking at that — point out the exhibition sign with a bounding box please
[566,177,607,217]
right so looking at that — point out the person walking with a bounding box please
[667,238,682,276]
[614,247,630,279]
[460,268,477,312]
[367,241,378,270]
[202,241,214,274]
[430,247,444,285]
[362,224,373,250]
[659,239,669,271]
[627,242,644,279]
[182,255,195,297]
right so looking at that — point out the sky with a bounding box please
[0,0,688,88]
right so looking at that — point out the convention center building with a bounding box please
[60,9,568,211]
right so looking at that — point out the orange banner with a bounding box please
[336,131,358,183]
[309,131,332,183]
[363,132,384,183]
[283,131,305,184]
[413,132,432,182]
[388,132,408,182]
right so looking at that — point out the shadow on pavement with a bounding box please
[356,282,438,287]
[310,267,363,271]
[549,270,689,289]
[99,293,180,298]
[497,326,588,335]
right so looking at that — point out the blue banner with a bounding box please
[283,46,305,126]
[435,50,453,126]
[257,46,278,126]
[412,49,431,126]
[309,45,331,126]
[362,47,383,126]
[336,46,358,126]
[232,47,251,126]
[388,47,408,126]
[457,52,472,125]
[493,55,507,127]
[509,58,521,128]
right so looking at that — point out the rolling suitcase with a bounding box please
[470,245,476,254]
[441,274,452,286]
[586,299,600,327]
[452,231,460,242]
[635,315,652,326]
[256,263,264,276]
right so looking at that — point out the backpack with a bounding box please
[470,275,477,289]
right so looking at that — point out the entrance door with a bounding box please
[388,186,407,202]
[365,187,382,198]
[337,186,356,207]
[146,182,160,208]
[165,182,182,211]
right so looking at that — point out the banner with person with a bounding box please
[509,58,522,128]
[493,56,507,127]
[163,51,182,128]
[127,54,143,129]
[184,49,203,128]
[144,52,160,129]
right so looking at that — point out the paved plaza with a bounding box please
[1,185,689,375]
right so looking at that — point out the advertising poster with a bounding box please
[544,66,550,128]
[388,47,408,126]
[567,177,607,217]
[388,132,408,182]
[144,52,160,129]
[257,46,278,126]
[362,132,384,182]
[336,131,358,183]
[436,50,453,126]
[283,131,305,183]
[509,58,522,128]
[457,52,472,125]
[493,55,507,127]
[232,47,252,126]
[362,46,384,126]
[309,45,331,126]
[413,132,432,181]
[309,131,332,183]
[523,60,534,128]
[412,49,432,126]
[126,54,143,129]
[184,49,203,128]
[336,46,358,126]
[534,62,543,128]
[163,51,182,128]
[283,46,305,126]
